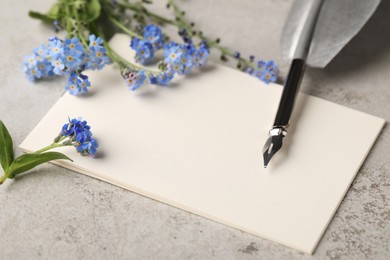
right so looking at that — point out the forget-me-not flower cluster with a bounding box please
[61,117,99,156]
[127,25,210,91]
[247,60,279,84]
[23,35,110,95]
[130,24,164,65]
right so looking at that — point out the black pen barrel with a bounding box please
[273,59,306,127]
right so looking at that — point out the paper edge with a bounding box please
[20,115,386,255]
[19,145,316,254]
[309,119,386,253]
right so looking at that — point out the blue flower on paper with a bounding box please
[257,60,266,69]
[130,38,154,65]
[254,70,264,81]
[163,42,198,75]
[65,71,91,95]
[262,70,278,84]
[62,118,86,137]
[246,67,254,76]
[265,60,277,72]
[65,81,81,95]
[61,117,98,157]
[153,65,174,86]
[75,128,92,144]
[84,35,110,70]
[88,47,110,70]
[164,43,182,64]
[78,74,91,93]
[143,24,164,51]
[76,138,99,156]
[253,59,279,84]
[193,46,209,68]
[125,70,147,91]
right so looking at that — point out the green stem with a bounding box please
[109,44,160,76]
[201,35,256,69]
[117,1,173,25]
[72,4,89,48]
[64,1,74,37]
[167,0,255,69]
[107,15,143,39]
[91,21,159,76]
[112,1,256,71]
[0,139,71,184]
[0,172,7,185]
[167,0,192,36]
[34,142,68,154]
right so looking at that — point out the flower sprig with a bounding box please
[122,23,209,89]
[165,0,279,83]
[24,35,110,95]
[26,0,279,95]
[0,118,98,185]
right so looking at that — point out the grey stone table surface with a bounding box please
[0,0,389,259]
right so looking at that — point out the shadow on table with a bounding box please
[322,0,390,75]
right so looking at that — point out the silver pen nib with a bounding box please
[262,127,287,168]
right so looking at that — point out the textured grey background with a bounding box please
[0,0,389,259]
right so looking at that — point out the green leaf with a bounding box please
[84,0,101,22]
[7,152,72,178]
[29,11,56,23]
[46,3,62,19]
[28,2,63,23]
[0,120,14,171]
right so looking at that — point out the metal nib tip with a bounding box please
[262,127,287,168]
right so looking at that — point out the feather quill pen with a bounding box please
[263,0,382,167]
